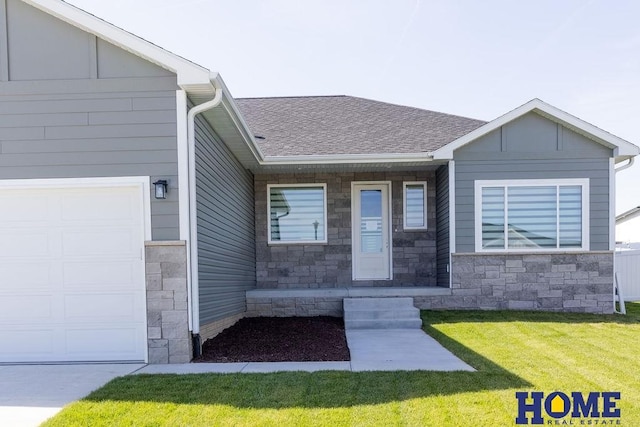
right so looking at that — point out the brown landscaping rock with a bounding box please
[195,316,350,362]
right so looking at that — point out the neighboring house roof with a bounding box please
[617,206,640,225]
[235,96,487,157]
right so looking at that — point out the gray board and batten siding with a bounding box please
[453,112,612,253]
[193,102,256,326]
[435,164,450,286]
[0,0,180,240]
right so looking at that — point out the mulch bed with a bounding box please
[195,316,350,362]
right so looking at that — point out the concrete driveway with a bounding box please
[0,364,144,426]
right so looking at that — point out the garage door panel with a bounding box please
[62,229,141,257]
[65,328,143,359]
[0,329,55,355]
[0,295,53,320]
[0,183,147,363]
[61,190,139,222]
[64,294,139,321]
[0,262,55,290]
[0,230,51,257]
[63,261,140,289]
[0,193,49,222]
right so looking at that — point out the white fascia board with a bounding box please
[23,0,213,92]
[262,152,434,165]
[213,75,267,162]
[433,98,640,160]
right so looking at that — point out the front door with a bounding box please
[352,182,392,280]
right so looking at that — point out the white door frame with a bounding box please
[0,176,152,363]
[351,181,393,280]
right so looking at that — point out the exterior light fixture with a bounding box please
[153,180,168,199]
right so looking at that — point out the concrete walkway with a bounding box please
[136,328,473,374]
[0,363,144,427]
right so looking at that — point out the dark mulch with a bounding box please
[195,316,350,362]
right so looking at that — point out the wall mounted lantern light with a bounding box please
[153,180,168,199]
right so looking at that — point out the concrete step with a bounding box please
[344,308,419,321]
[343,297,422,330]
[345,318,423,329]
[344,297,415,311]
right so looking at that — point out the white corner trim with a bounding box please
[432,98,640,160]
[266,183,328,245]
[175,90,193,332]
[176,91,189,241]
[473,178,590,253]
[609,158,616,251]
[449,161,456,255]
[402,181,428,230]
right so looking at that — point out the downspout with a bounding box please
[186,78,223,356]
[612,156,635,314]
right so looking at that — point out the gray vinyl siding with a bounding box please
[193,105,256,326]
[454,112,612,253]
[435,165,450,287]
[0,0,180,240]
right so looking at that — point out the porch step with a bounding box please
[343,297,422,330]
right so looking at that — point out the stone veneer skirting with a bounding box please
[446,252,614,314]
[246,251,614,316]
[145,241,192,363]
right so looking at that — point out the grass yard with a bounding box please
[44,303,640,427]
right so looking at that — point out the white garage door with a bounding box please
[0,182,147,363]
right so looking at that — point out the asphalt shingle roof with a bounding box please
[235,96,487,157]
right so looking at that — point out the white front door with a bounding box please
[352,182,392,280]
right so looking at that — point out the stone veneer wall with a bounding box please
[246,296,343,317]
[246,252,614,316]
[255,171,438,288]
[415,252,614,313]
[145,241,192,363]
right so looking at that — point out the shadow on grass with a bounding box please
[422,303,640,326]
[80,318,531,409]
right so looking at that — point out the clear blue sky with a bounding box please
[68,0,640,213]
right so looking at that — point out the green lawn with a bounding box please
[44,303,640,427]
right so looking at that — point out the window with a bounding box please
[474,179,589,252]
[403,182,428,230]
[267,184,327,244]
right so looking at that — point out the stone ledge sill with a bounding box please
[145,240,186,247]
[247,287,452,299]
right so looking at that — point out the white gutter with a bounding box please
[186,76,223,338]
[262,152,436,165]
[615,157,634,173]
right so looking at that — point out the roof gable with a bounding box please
[21,0,214,95]
[432,99,639,161]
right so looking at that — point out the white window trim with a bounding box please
[474,178,590,253]
[403,181,428,230]
[267,183,328,245]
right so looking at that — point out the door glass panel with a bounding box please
[360,190,382,253]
